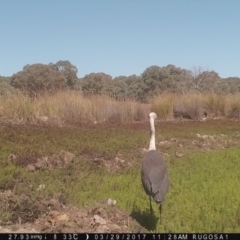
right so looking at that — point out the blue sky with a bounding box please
[1,1,240,78]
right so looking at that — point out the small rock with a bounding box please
[115,158,125,164]
[107,198,113,206]
[37,184,46,191]
[159,141,168,145]
[93,215,106,225]
[107,198,117,206]
[142,148,148,153]
[7,154,16,164]
[59,151,75,163]
[35,158,48,169]
[26,164,36,171]
[5,190,13,197]
[54,214,69,222]
[37,116,48,122]
[175,152,185,158]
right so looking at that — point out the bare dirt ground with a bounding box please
[0,190,146,233]
[0,150,146,233]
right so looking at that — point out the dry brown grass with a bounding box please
[151,92,240,120]
[173,93,203,120]
[0,91,240,125]
[203,92,226,118]
[225,94,240,118]
[0,91,150,125]
[151,93,174,120]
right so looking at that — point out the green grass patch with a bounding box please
[62,148,240,232]
[0,120,239,232]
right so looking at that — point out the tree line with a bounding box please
[1,60,240,102]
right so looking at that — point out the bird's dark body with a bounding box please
[141,150,169,204]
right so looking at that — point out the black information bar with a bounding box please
[1,233,238,240]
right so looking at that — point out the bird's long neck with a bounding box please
[149,117,156,151]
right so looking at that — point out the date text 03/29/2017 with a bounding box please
[4,233,233,240]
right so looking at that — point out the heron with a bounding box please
[141,112,170,219]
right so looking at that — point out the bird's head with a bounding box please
[149,112,157,119]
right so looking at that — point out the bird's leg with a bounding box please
[149,196,153,214]
[159,203,162,223]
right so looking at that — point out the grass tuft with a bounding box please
[151,94,174,120]
[0,91,149,125]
